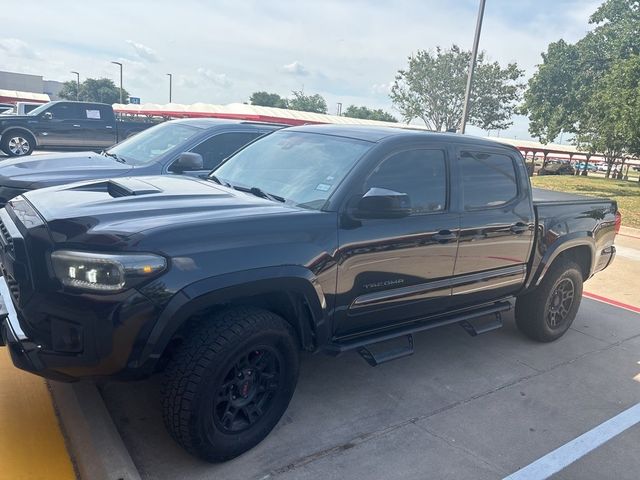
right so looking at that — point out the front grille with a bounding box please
[4,273,20,304]
[0,219,14,254]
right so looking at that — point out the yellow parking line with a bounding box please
[0,347,75,480]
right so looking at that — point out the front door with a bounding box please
[334,147,459,338]
[37,103,83,147]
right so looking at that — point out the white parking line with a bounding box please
[503,402,640,480]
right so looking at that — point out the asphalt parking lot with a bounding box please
[100,297,640,480]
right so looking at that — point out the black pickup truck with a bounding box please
[0,100,154,157]
[0,125,619,462]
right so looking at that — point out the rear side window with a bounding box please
[84,105,110,120]
[190,132,262,170]
[365,149,447,214]
[460,151,517,209]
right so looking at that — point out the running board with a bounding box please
[326,301,511,366]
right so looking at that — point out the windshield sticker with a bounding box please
[315,183,331,192]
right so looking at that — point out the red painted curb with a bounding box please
[583,291,640,314]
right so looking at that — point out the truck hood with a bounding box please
[22,175,304,246]
[0,151,133,188]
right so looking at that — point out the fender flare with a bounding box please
[0,126,39,146]
[132,265,330,371]
[529,232,596,288]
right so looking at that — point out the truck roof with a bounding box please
[284,124,521,151]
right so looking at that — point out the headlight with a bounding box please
[51,250,166,292]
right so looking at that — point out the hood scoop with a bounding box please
[106,178,162,197]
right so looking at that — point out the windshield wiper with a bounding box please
[101,150,127,164]
[232,185,285,203]
[208,174,230,187]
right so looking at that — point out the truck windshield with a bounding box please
[211,131,372,210]
[107,122,200,166]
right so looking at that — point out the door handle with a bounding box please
[433,230,458,243]
[72,124,81,127]
[510,223,528,234]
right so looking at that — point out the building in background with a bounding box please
[0,70,64,104]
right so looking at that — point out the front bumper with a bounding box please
[0,276,74,381]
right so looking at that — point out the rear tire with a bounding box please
[161,306,299,462]
[515,259,583,342]
[1,131,35,157]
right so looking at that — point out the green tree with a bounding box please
[343,105,398,122]
[576,55,640,178]
[390,45,524,131]
[287,90,328,114]
[58,78,129,104]
[521,0,640,177]
[249,91,288,108]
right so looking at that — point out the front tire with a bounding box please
[1,131,35,157]
[515,259,583,342]
[161,307,299,462]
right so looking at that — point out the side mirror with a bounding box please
[42,112,53,120]
[172,152,204,172]
[355,187,411,219]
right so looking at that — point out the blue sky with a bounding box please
[0,0,601,140]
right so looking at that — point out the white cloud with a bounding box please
[282,61,309,76]
[0,38,40,59]
[126,40,160,62]
[371,82,393,95]
[196,68,231,88]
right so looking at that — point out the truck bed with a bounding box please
[532,187,610,205]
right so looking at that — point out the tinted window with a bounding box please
[365,149,447,214]
[47,103,81,120]
[191,132,262,170]
[460,151,517,209]
[213,131,372,210]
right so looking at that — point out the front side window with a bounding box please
[190,132,262,170]
[213,131,372,210]
[108,122,200,166]
[460,151,518,209]
[365,149,447,214]
[47,103,81,120]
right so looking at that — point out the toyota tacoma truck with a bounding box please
[0,125,619,462]
[0,100,155,157]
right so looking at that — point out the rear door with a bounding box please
[77,104,116,148]
[334,147,459,337]
[449,146,534,308]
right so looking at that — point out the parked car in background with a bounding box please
[0,125,619,462]
[0,118,282,206]
[0,100,157,157]
[0,102,43,116]
[575,162,598,172]
[539,161,576,176]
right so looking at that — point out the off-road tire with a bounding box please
[161,306,299,462]
[515,259,583,342]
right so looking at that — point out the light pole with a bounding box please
[336,102,342,116]
[111,61,123,104]
[70,71,80,101]
[167,73,172,103]
[459,0,487,134]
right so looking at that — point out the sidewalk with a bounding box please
[0,348,75,480]
[584,229,640,309]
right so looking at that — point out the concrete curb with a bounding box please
[48,380,142,480]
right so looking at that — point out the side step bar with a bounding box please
[326,301,511,367]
